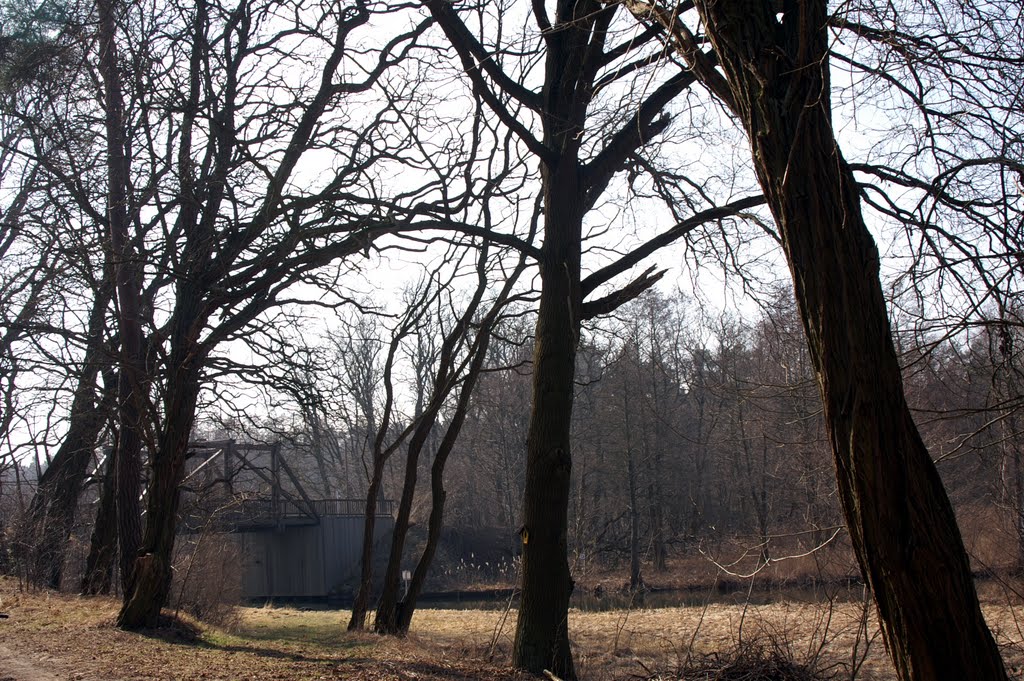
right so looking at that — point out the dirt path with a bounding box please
[0,644,68,681]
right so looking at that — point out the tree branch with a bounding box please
[422,0,550,162]
[581,265,665,319]
[583,69,696,201]
[581,194,765,295]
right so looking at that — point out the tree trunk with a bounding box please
[373,428,426,634]
[397,332,491,634]
[81,447,117,595]
[624,389,643,591]
[996,365,1024,571]
[97,0,144,598]
[117,365,201,628]
[1011,442,1024,571]
[422,0,688,674]
[690,365,708,537]
[647,441,667,571]
[114,387,143,596]
[513,282,578,679]
[694,2,1007,678]
[25,391,106,589]
[348,458,385,631]
[627,446,642,591]
[398,484,444,634]
[507,0,611,668]
[23,283,112,589]
[512,160,583,678]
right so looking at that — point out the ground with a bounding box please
[1,577,1023,680]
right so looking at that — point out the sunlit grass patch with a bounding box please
[236,605,352,645]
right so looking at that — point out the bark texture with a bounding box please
[116,277,206,626]
[117,363,200,627]
[693,1,1007,678]
[513,244,579,680]
[512,132,587,677]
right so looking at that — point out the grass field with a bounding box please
[2,577,1023,680]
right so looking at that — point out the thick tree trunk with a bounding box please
[97,0,144,597]
[117,364,201,628]
[508,0,606,670]
[508,2,613,670]
[694,2,1007,678]
[512,158,583,678]
[424,0,684,673]
[513,279,578,679]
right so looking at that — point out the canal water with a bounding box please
[417,579,865,612]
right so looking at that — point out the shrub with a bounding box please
[170,531,243,630]
[678,637,835,681]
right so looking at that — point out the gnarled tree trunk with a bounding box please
[117,362,201,627]
[693,1,1007,678]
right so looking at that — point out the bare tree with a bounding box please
[347,282,440,631]
[1,0,438,626]
[628,0,1013,677]
[111,0,439,628]
[420,1,764,674]
[0,2,127,589]
[375,237,531,634]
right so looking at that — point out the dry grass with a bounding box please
[0,580,524,680]
[2,577,1024,680]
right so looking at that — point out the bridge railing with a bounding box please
[180,497,395,532]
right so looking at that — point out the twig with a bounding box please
[487,559,521,661]
[699,527,845,579]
